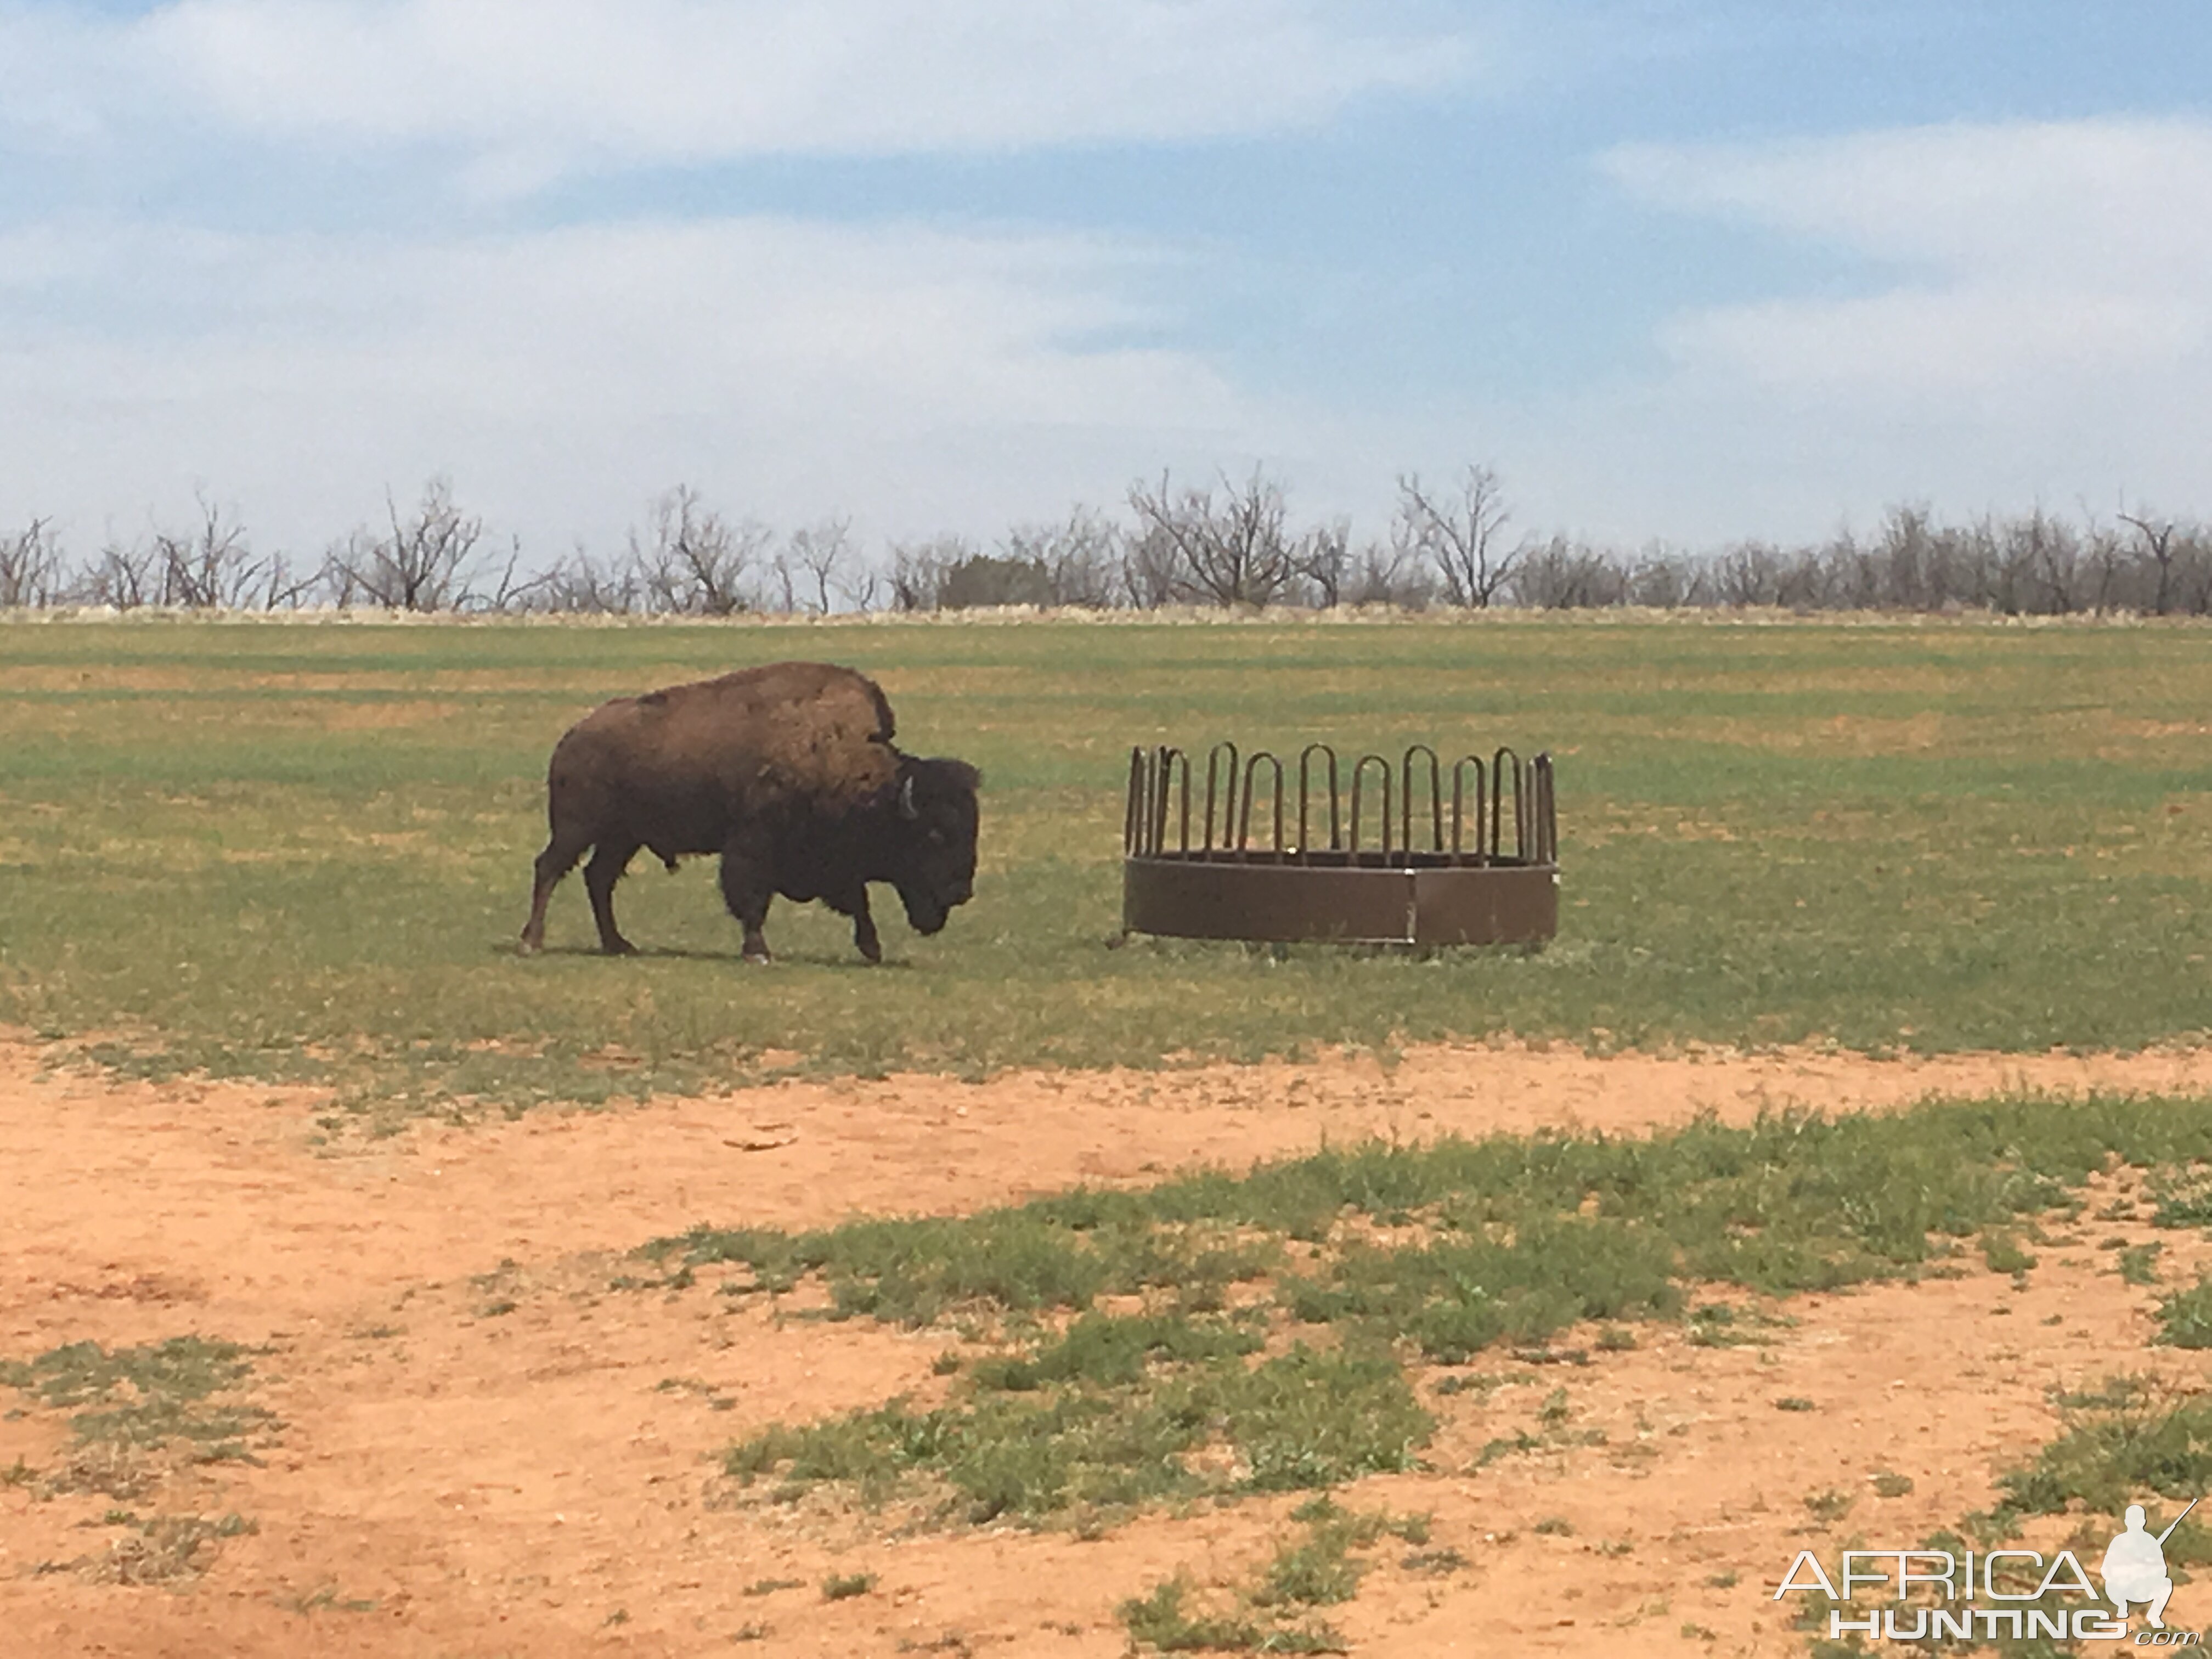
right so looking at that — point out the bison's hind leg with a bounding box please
[583,839,642,955]
[521,833,591,954]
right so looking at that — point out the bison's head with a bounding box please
[889,755,980,935]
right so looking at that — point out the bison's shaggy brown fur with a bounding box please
[519,662,978,963]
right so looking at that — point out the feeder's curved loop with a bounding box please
[1491,747,1525,861]
[1402,744,1443,857]
[1237,751,1285,858]
[1296,743,1341,862]
[1203,742,1240,855]
[1451,755,1489,861]
[1348,753,1394,859]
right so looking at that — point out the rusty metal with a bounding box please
[1123,740,1560,946]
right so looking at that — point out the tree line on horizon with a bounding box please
[3,466,2210,619]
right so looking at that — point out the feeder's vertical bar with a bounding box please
[1151,747,1181,857]
[1176,750,1192,854]
[1269,755,1286,856]
[1532,751,1558,864]
[1203,742,1239,854]
[1125,746,1146,856]
[1403,744,1443,857]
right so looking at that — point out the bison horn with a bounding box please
[898,775,918,820]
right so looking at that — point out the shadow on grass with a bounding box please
[500,942,913,969]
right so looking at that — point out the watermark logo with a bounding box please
[2107,1503,2189,1629]
[1773,1499,2200,1645]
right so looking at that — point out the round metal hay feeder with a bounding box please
[1122,741,1559,946]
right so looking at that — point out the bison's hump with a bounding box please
[552,661,901,814]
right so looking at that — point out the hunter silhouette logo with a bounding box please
[2105,1500,2196,1629]
[1775,1499,2202,1644]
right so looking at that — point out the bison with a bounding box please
[518,661,979,964]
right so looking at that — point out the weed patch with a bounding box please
[684,1093,2212,1534]
[1119,1498,1427,1655]
[727,1339,1427,1524]
[0,1335,268,1441]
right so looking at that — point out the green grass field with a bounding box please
[1,613,2206,1110]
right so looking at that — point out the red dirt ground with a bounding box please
[4,1041,2211,1656]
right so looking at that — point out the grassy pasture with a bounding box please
[0,612,2207,1110]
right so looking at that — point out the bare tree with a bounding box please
[151,492,262,609]
[631,486,764,616]
[1291,516,1351,607]
[1125,467,1300,606]
[1002,506,1121,607]
[540,541,645,614]
[2123,512,2183,616]
[0,517,64,607]
[1396,465,1524,608]
[326,478,490,611]
[82,538,160,609]
[785,517,857,614]
[1342,535,1431,607]
[254,552,320,611]
[1509,534,1628,609]
[883,536,966,612]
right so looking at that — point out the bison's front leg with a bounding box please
[832,887,883,964]
[717,842,776,963]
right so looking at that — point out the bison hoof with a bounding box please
[743,950,772,966]
[518,936,541,957]
[601,938,639,957]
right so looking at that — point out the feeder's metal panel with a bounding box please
[1409,865,1558,946]
[1120,742,1561,947]
[1123,860,1419,944]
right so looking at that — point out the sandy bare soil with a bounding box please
[4,1041,2211,1656]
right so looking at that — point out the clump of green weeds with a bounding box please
[2119,1241,2165,1284]
[2155,1276,2212,1348]
[0,1345,279,1477]
[727,1333,1429,1524]
[1119,1498,1427,1654]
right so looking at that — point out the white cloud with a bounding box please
[0,214,1255,555]
[5,0,1478,187]
[1603,119,2212,398]
[1509,118,2212,539]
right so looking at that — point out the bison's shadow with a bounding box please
[508,943,913,969]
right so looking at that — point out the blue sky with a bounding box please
[3,1,2208,565]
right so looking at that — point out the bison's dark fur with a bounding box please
[519,661,979,964]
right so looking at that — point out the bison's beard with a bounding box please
[899,887,951,936]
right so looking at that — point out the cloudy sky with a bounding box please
[3,0,2208,563]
